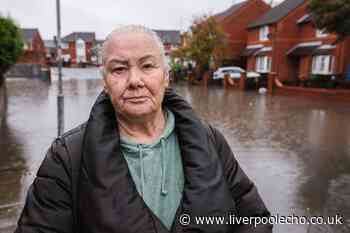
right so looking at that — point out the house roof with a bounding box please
[287,41,322,56]
[248,0,306,29]
[62,32,95,42]
[154,30,181,45]
[241,44,264,56]
[312,44,336,56]
[254,46,272,56]
[214,1,247,21]
[22,28,40,43]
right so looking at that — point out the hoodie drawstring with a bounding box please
[135,138,168,197]
[160,138,168,196]
[138,145,145,197]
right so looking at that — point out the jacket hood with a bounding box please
[78,88,236,233]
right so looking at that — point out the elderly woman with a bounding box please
[15,25,272,233]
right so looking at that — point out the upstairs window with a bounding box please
[259,26,269,41]
[316,28,328,38]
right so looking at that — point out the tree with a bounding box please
[172,15,229,78]
[309,0,350,42]
[0,15,23,84]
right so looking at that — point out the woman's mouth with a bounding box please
[124,96,149,103]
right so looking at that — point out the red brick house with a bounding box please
[44,39,71,66]
[17,28,46,66]
[44,40,56,64]
[62,32,96,65]
[214,0,271,67]
[245,0,350,83]
[154,30,181,64]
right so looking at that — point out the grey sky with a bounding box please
[1,0,283,40]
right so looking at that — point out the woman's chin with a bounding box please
[123,104,156,119]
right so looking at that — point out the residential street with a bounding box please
[0,68,349,233]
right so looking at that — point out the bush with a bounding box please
[0,15,23,79]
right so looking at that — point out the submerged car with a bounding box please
[212,66,260,80]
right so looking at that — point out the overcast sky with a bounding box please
[1,0,283,40]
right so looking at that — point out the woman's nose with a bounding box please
[128,67,145,88]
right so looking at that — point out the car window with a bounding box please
[226,70,240,73]
[218,68,242,73]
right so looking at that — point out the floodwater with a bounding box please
[0,68,350,233]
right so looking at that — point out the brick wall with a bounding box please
[17,31,46,66]
[246,1,350,82]
[218,0,270,64]
[246,25,274,72]
[272,2,309,81]
[66,41,94,64]
[85,42,94,62]
[342,38,350,76]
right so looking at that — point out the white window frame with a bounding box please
[259,26,269,41]
[256,56,271,73]
[316,28,328,38]
[311,55,334,75]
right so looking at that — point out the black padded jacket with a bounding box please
[15,88,272,233]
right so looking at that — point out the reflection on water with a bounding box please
[173,85,350,233]
[0,68,349,232]
[0,115,26,231]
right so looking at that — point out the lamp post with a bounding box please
[56,0,64,136]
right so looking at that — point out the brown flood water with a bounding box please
[0,68,349,233]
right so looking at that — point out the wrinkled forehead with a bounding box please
[103,32,162,64]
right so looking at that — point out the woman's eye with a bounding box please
[142,63,155,70]
[112,67,127,74]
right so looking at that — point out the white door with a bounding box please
[76,38,86,63]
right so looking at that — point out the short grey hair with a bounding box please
[101,25,170,75]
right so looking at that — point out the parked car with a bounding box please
[212,66,260,80]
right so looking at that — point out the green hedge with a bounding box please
[0,15,23,78]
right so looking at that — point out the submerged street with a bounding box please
[1,68,350,233]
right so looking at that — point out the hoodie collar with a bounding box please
[119,108,175,196]
[119,108,175,149]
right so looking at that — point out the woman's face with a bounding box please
[103,32,169,120]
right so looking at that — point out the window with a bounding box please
[61,42,69,49]
[312,55,334,75]
[316,29,328,38]
[259,26,269,41]
[256,56,271,73]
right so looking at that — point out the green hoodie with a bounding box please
[120,109,184,230]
